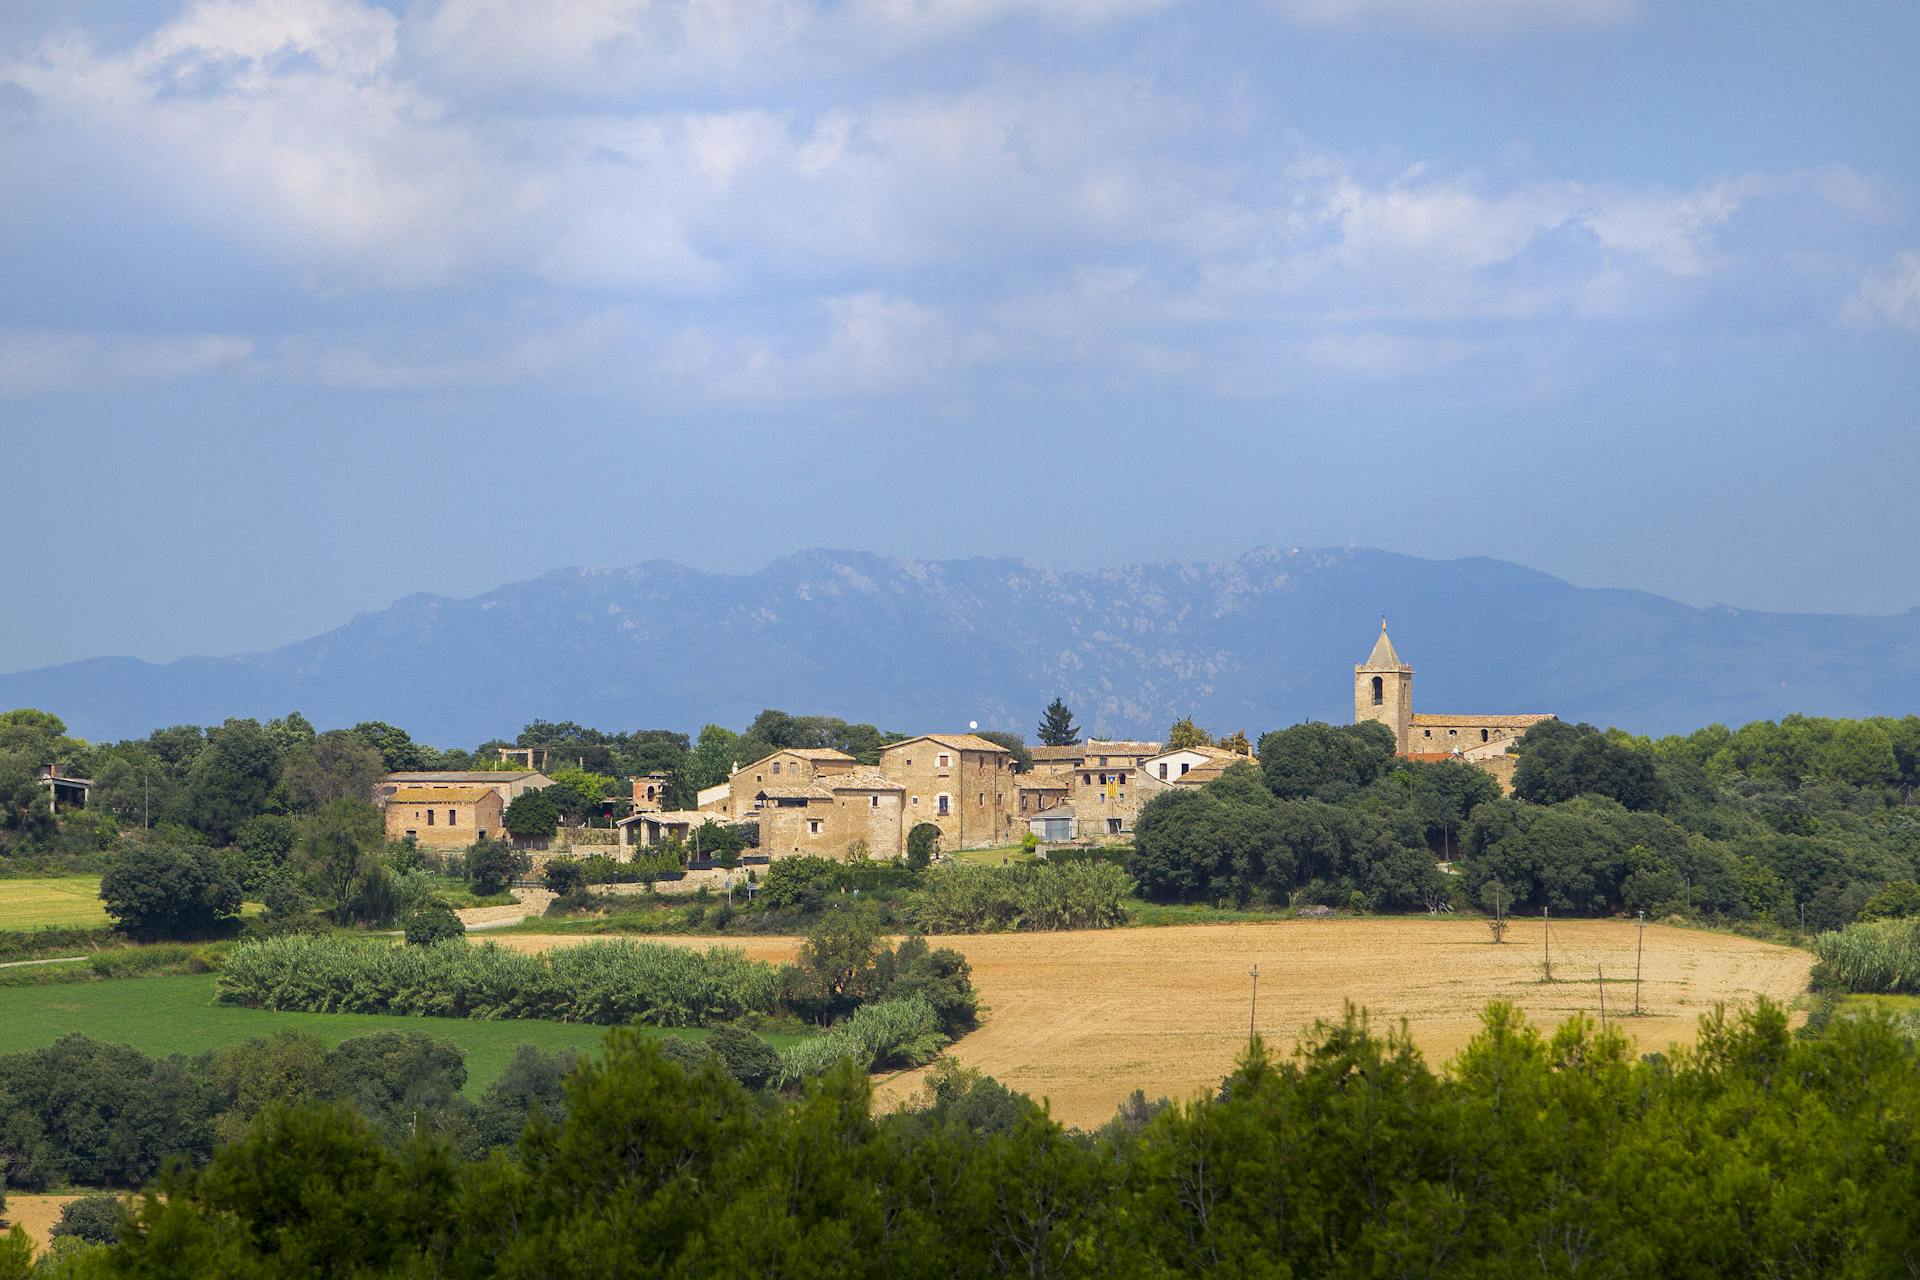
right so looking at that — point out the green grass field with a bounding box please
[0,877,109,929]
[946,844,1036,867]
[0,973,805,1094]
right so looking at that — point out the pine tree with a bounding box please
[1037,698,1081,746]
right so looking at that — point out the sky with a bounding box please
[1,0,1917,673]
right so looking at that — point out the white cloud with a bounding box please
[1271,0,1637,36]
[1844,251,1920,331]
[0,331,252,394]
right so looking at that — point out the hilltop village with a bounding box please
[378,625,1550,861]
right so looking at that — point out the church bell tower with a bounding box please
[1354,619,1413,753]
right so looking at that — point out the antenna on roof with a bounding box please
[1381,615,1388,632]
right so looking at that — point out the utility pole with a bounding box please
[1248,963,1260,1046]
[1542,905,1552,982]
[1635,911,1645,1017]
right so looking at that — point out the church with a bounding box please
[1353,621,1554,791]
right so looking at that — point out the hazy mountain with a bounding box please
[6,547,1919,745]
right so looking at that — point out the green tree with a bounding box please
[503,789,560,841]
[685,724,741,792]
[907,822,941,869]
[296,798,385,924]
[50,1195,122,1246]
[789,905,884,1023]
[263,711,317,757]
[404,902,465,946]
[543,858,586,896]
[181,718,284,845]
[1167,717,1212,750]
[349,721,428,772]
[1036,698,1081,747]
[98,838,241,939]
[466,836,527,895]
[283,731,386,811]
[1258,721,1396,799]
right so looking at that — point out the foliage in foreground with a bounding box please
[34,1000,1920,1279]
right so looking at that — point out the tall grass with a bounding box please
[775,995,945,1086]
[1812,919,1920,993]
[908,861,1133,932]
[217,935,783,1026]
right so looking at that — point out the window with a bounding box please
[937,794,951,816]
[1180,762,1190,775]
[937,753,950,768]
[1099,756,1109,766]
[447,809,457,826]
[870,795,879,808]
[1083,773,1092,784]
[646,786,656,800]
[1449,729,1457,737]
[911,796,919,805]
[807,820,821,835]
[771,761,782,775]
[1119,772,1128,784]
[978,792,985,807]
[1481,729,1490,742]
[426,810,435,825]
[1159,763,1168,780]
[1371,675,1384,705]
[1108,818,1122,835]
[1423,729,1432,738]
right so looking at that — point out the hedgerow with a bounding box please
[217,934,782,1026]
[1812,918,1920,993]
[907,862,1133,932]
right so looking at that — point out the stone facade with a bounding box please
[385,786,503,848]
[876,734,1014,851]
[376,771,550,807]
[630,773,671,812]
[1352,622,1553,792]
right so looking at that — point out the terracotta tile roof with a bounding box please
[384,771,544,783]
[1170,762,1231,786]
[1083,740,1162,758]
[1028,745,1085,762]
[1410,713,1555,728]
[785,748,858,761]
[826,768,904,792]
[755,785,834,800]
[882,734,1012,755]
[387,786,497,803]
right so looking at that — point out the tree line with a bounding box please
[13,998,1920,1276]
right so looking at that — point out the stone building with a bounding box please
[629,773,671,813]
[875,734,1014,851]
[384,785,504,848]
[375,770,551,807]
[1353,621,1553,790]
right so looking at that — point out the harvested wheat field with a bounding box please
[3,1194,82,1253]
[500,918,1812,1129]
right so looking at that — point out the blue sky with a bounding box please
[1,0,1916,673]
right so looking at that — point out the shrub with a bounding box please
[217,935,784,1027]
[404,902,465,946]
[907,862,1132,933]
[467,837,528,895]
[1812,918,1920,993]
[99,839,242,940]
[776,995,946,1086]
[907,823,942,869]
[51,1195,122,1245]
[502,790,560,841]
[708,1026,781,1089]
[544,858,587,896]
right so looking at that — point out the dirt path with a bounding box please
[456,887,553,930]
[501,919,1811,1129]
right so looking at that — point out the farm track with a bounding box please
[496,919,1812,1128]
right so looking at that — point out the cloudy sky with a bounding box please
[2,0,1916,671]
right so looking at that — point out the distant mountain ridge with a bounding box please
[5,546,1918,745]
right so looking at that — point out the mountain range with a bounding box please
[6,547,1919,746]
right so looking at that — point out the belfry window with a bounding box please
[1371,676,1384,706]
[1481,729,1490,742]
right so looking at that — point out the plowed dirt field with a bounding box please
[498,918,1811,1128]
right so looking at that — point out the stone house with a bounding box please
[376,770,551,807]
[875,734,1014,852]
[385,785,504,848]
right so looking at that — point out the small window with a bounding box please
[1159,763,1168,780]
[771,761,782,775]
[978,792,985,806]
[807,820,821,835]
[646,786,656,800]
[911,796,919,805]
[1119,773,1128,784]
[405,829,417,839]
[1449,729,1457,737]
[1099,756,1109,766]
[1481,729,1490,742]
[870,795,879,808]
[1083,773,1092,784]
[426,810,435,825]
[1423,730,1432,738]
[937,753,950,768]
[447,809,457,826]
[1180,763,1190,775]
[937,794,951,816]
